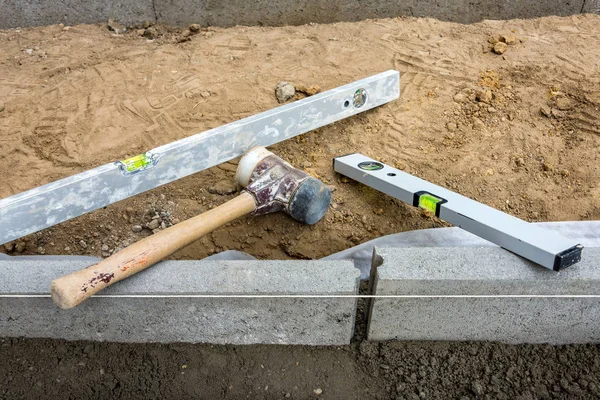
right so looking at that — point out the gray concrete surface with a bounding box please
[368,247,600,344]
[583,0,600,13]
[0,0,595,30]
[0,0,155,29]
[0,259,360,345]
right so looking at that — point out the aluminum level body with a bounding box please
[0,71,400,244]
[334,153,582,270]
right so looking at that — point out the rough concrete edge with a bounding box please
[0,259,361,295]
[372,246,599,281]
[365,247,383,340]
[348,261,362,341]
[368,246,600,296]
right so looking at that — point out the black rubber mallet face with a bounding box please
[236,147,332,224]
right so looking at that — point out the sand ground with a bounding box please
[1,14,599,259]
[1,14,600,400]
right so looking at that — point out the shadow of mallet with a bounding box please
[50,146,332,309]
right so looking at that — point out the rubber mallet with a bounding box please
[50,147,331,309]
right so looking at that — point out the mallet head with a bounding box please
[236,147,331,225]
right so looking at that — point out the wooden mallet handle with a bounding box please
[50,192,256,309]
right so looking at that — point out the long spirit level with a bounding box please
[333,153,583,271]
[0,71,400,244]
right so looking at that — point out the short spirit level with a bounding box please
[333,153,583,271]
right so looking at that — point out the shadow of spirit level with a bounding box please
[333,153,583,271]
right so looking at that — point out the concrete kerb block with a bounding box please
[368,247,600,344]
[0,259,360,345]
[0,0,156,30]
[0,0,590,29]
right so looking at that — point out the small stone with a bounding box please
[313,388,323,395]
[181,29,192,38]
[561,169,570,177]
[487,106,496,113]
[275,82,295,103]
[0,101,4,112]
[341,177,350,183]
[79,240,88,249]
[208,181,237,195]
[147,219,160,230]
[555,97,572,111]
[446,122,457,132]
[488,36,500,44]
[101,244,109,252]
[500,34,517,45]
[542,162,553,172]
[285,394,291,398]
[472,117,485,130]
[36,247,45,255]
[107,19,126,34]
[3,242,14,252]
[472,381,485,396]
[301,161,313,168]
[189,24,201,32]
[200,91,211,98]
[475,89,493,103]
[492,42,507,54]
[143,27,158,39]
[515,157,525,167]
[152,228,161,234]
[15,241,26,253]
[453,90,469,103]
[540,105,552,117]
[62,26,71,31]
[126,207,135,215]
[132,224,143,233]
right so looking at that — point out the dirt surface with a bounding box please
[2,338,600,399]
[1,14,600,400]
[1,14,599,259]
